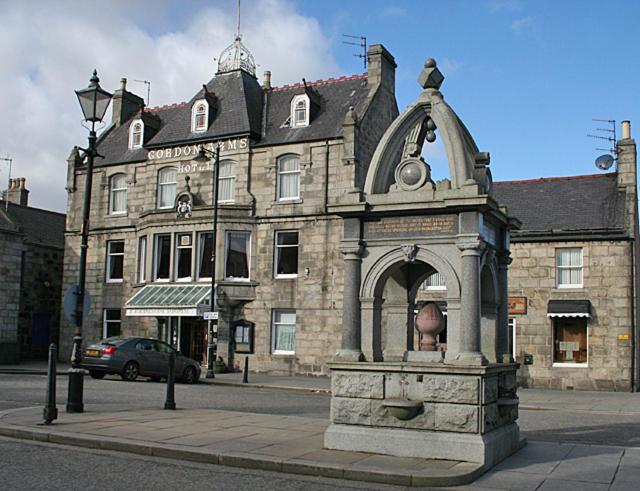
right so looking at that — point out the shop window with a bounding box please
[218,160,236,202]
[157,167,177,209]
[274,230,299,278]
[109,173,127,214]
[272,310,296,354]
[137,236,147,283]
[103,309,121,338]
[175,233,193,281]
[553,317,588,365]
[556,248,583,288]
[197,232,213,280]
[224,231,250,280]
[276,154,300,201]
[154,234,171,281]
[106,240,124,282]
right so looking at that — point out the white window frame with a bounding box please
[423,272,446,291]
[103,309,122,339]
[508,317,516,359]
[218,160,236,203]
[271,309,296,355]
[224,230,251,281]
[174,232,193,282]
[274,230,299,278]
[276,154,300,201]
[556,247,583,289]
[129,119,144,149]
[157,166,178,209]
[196,231,214,281]
[106,240,124,283]
[552,317,589,368]
[109,173,127,215]
[137,236,147,284]
[191,100,209,133]
[153,234,172,282]
[291,94,309,127]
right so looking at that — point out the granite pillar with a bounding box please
[455,239,486,365]
[335,245,364,361]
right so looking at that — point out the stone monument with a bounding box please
[325,58,523,469]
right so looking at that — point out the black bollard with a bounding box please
[43,343,58,424]
[164,350,176,410]
[242,356,249,384]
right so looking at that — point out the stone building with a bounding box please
[59,31,639,390]
[492,125,639,391]
[59,37,399,373]
[0,178,65,363]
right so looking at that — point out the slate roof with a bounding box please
[95,71,369,167]
[0,201,66,249]
[493,173,626,240]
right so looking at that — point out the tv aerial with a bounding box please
[587,118,617,171]
[342,34,367,70]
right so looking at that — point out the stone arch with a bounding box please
[364,89,479,194]
[361,246,461,301]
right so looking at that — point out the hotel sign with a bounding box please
[147,137,249,171]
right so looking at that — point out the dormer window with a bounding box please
[291,94,309,127]
[129,120,144,149]
[191,100,209,133]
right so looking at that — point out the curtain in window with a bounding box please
[557,248,582,285]
[274,311,295,352]
[198,233,213,278]
[110,174,127,214]
[218,161,236,202]
[158,168,177,208]
[425,272,446,288]
[278,156,299,199]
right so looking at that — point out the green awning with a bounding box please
[125,285,211,317]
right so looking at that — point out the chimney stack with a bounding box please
[111,76,145,127]
[263,70,272,90]
[5,177,29,206]
[367,44,397,96]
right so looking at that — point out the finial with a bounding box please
[89,69,99,87]
[418,57,444,90]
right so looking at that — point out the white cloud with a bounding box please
[510,16,533,32]
[0,0,338,212]
[441,58,463,74]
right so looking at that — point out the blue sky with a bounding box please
[0,0,638,211]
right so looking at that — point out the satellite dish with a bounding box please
[595,154,614,170]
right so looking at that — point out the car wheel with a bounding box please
[182,366,198,384]
[121,361,139,381]
[89,371,105,379]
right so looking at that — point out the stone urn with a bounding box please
[415,301,444,351]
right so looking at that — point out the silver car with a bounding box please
[81,337,201,383]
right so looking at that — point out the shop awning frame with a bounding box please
[125,284,212,317]
[547,299,591,318]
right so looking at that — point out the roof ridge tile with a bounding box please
[495,172,616,185]
[270,73,367,92]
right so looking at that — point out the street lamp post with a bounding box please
[194,145,221,378]
[67,70,113,413]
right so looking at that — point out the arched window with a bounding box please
[157,167,177,209]
[424,272,446,290]
[109,173,127,214]
[191,100,208,132]
[290,95,309,127]
[277,154,300,201]
[129,120,144,149]
[218,160,236,203]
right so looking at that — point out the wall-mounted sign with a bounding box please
[147,137,249,165]
[618,334,630,341]
[364,215,457,239]
[508,296,527,315]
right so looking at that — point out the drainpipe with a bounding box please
[324,140,330,213]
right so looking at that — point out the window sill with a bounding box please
[106,279,123,284]
[552,363,588,368]
[275,198,303,205]
[275,274,298,280]
[272,352,295,357]
[107,212,128,218]
[224,278,251,282]
[555,285,584,290]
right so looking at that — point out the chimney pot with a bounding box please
[120,78,127,91]
[622,120,631,139]
[6,176,29,206]
[263,70,272,90]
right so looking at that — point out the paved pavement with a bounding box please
[3,361,640,488]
